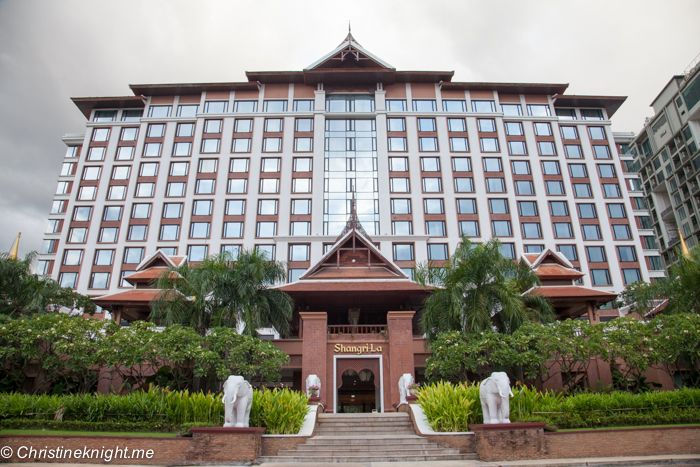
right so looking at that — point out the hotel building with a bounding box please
[37,34,658,409]
[625,56,700,271]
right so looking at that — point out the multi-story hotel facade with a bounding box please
[625,57,700,272]
[36,34,661,409]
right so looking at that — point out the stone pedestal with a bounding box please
[468,422,547,461]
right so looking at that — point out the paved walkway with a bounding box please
[7,455,700,466]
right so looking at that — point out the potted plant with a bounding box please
[408,382,421,397]
[308,385,320,397]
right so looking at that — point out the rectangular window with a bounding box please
[577,203,597,218]
[387,117,406,132]
[94,249,114,266]
[448,118,467,132]
[417,118,437,132]
[264,118,283,132]
[518,201,538,216]
[258,199,278,215]
[534,122,552,136]
[225,199,245,216]
[581,109,604,120]
[501,104,522,116]
[603,183,621,197]
[565,145,583,158]
[228,179,247,193]
[556,108,577,119]
[87,147,106,161]
[422,177,442,192]
[449,137,469,151]
[263,137,282,152]
[221,245,241,258]
[148,105,172,118]
[607,204,626,218]
[593,145,611,159]
[289,244,310,262]
[99,227,118,243]
[293,178,312,193]
[388,137,407,151]
[472,100,496,113]
[93,110,116,121]
[597,164,616,178]
[393,244,415,261]
[525,245,544,254]
[192,200,213,216]
[291,199,311,215]
[112,166,130,180]
[261,158,281,173]
[489,198,509,214]
[233,100,257,113]
[541,161,560,175]
[412,100,437,112]
[521,222,542,238]
[424,198,444,214]
[223,222,244,238]
[263,100,287,113]
[582,224,602,240]
[568,164,588,178]
[554,222,573,238]
[617,246,637,262]
[480,137,499,152]
[557,244,578,261]
[419,137,438,151]
[59,273,79,289]
[390,178,410,192]
[483,157,503,172]
[230,158,249,173]
[163,203,183,218]
[588,126,606,140]
[573,183,592,197]
[538,141,557,155]
[72,206,93,221]
[290,221,310,236]
[173,142,191,156]
[116,146,134,160]
[92,128,110,142]
[386,99,407,111]
[527,104,551,117]
[623,269,642,284]
[78,186,97,200]
[294,158,312,172]
[131,203,151,219]
[147,123,165,137]
[515,180,535,195]
[159,224,180,241]
[508,141,527,155]
[612,224,631,239]
[294,137,313,151]
[459,220,479,236]
[504,122,524,135]
[257,221,277,237]
[190,222,210,238]
[427,244,449,260]
[456,198,477,214]
[391,199,411,214]
[486,177,506,192]
[491,220,512,236]
[259,178,280,194]
[201,138,221,153]
[187,245,208,262]
[452,157,471,172]
[166,182,186,197]
[591,269,611,285]
[426,220,446,236]
[586,246,606,262]
[177,122,195,137]
[127,224,147,241]
[442,100,466,112]
[63,249,83,266]
[560,126,579,139]
[204,101,228,113]
[107,185,126,200]
[478,118,496,132]
[293,100,313,112]
[392,221,413,235]
[511,160,530,175]
[177,104,198,117]
[420,157,440,172]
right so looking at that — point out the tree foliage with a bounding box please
[0,252,95,318]
[150,250,293,337]
[416,237,554,343]
[622,245,700,316]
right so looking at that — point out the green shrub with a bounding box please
[249,388,309,434]
[417,381,476,432]
[0,419,179,433]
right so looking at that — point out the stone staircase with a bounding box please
[257,412,479,463]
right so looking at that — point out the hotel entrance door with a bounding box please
[334,356,383,413]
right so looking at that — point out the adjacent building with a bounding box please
[626,55,700,271]
[36,34,660,408]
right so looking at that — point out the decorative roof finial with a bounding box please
[349,20,351,34]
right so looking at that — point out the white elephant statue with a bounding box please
[305,374,321,397]
[479,371,514,424]
[222,375,253,428]
[398,373,414,405]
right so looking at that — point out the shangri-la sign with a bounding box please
[334,343,383,354]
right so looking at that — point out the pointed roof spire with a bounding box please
[339,21,360,47]
[8,232,20,260]
[335,191,370,242]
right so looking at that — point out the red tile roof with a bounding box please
[93,289,188,305]
[529,286,617,301]
[534,264,585,280]
[124,267,180,284]
[278,281,430,293]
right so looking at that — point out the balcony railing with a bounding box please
[328,325,386,335]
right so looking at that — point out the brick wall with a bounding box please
[0,428,265,464]
[387,311,415,408]
[300,312,328,406]
[260,436,310,457]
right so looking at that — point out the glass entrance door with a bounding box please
[337,369,377,413]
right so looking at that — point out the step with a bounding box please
[305,437,430,445]
[280,447,462,456]
[257,453,479,462]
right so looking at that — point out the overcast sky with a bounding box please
[1,0,698,258]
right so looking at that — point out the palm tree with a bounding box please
[416,237,553,344]
[623,245,700,316]
[150,250,293,337]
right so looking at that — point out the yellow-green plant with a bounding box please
[417,381,476,432]
[249,388,309,434]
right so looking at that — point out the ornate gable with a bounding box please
[305,31,395,71]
